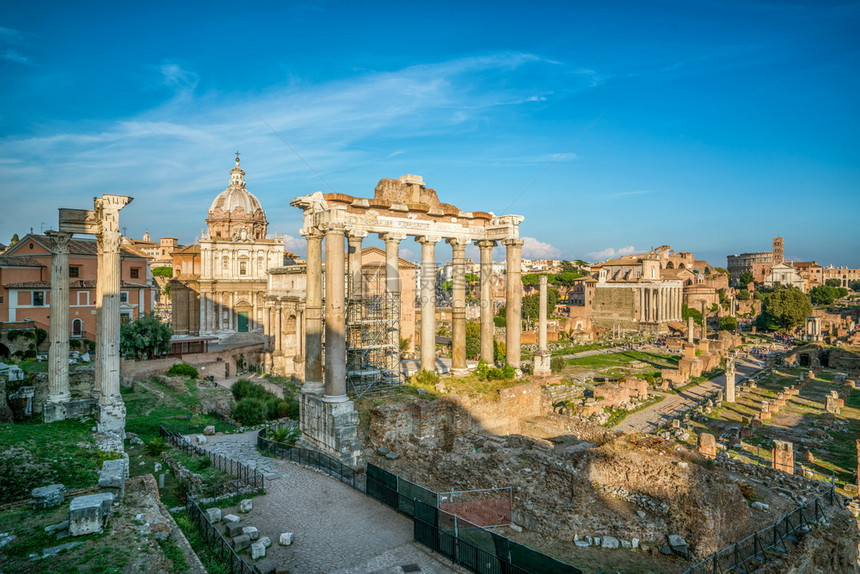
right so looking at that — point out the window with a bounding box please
[78,292,90,306]
[0,295,3,304]
[33,291,45,306]
[69,266,80,278]
[72,319,82,337]
[239,261,247,276]
[120,292,129,303]
[130,268,140,279]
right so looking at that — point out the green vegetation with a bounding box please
[151,266,173,277]
[602,394,665,428]
[757,287,812,330]
[267,424,301,445]
[465,320,481,360]
[681,304,703,325]
[123,379,231,440]
[550,356,566,373]
[809,284,849,305]
[231,379,299,425]
[166,362,199,378]
[736,289,751,301]
[474,360,516,381]
[413,368,440,386]
[233,398,268,426]
[736,271,754,287]
[719,316,738,331]
[120,313,172,359]
[565,350,678,370]
[522,288,561,324]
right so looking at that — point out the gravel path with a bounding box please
[615,356,764,433]
[196,430,464,574]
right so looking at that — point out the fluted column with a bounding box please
[504,239,524,369]
[383,233,405,375]
[534,274,551,376]
[448,238,468,373]
[418,236,440,372]
[323,224,347,402]
[47,230,72,405]
[97,228,123,408]
[347,230,366,299]
[303,229,324,393]
[477,240,496,364]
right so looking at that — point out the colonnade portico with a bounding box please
[290,175,523,467]
[638,284,683,324]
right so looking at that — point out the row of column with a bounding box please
[639,286,682,323]
[302,227,524,402]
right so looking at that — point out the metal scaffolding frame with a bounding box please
[346,267,402,397]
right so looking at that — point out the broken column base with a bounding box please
[69,492,114,536]
[44,398,98,423]
[533,351,552,376]
[96,401,127,453]
[299,391,362,469]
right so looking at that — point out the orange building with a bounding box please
[0,234,155,339]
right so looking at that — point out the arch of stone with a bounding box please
[290,175,524,467]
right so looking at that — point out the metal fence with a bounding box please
[366,464,581,574]
[159,426,265,491]
[256,427,360,489]
[684,485,836,574]
[186,493,263,574]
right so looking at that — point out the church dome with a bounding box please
[205,155,269,241]
[208,156,264,215]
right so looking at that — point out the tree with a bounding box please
[682,304,702,324]
[824,278,842,288]
[465,321,481,360]
[736,289,750,301]
[522,288,561,324]
[719,316,738,331]
[551,272,584,287]
[736,271,754,287]
[809,285,839,306]
[9,233,19,246]
[465,272,480,285]
[759,288,812,331]
[851,281,860,292]
[120,313,172,359]
[151,266,173,278]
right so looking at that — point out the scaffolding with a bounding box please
[346,269,402,397]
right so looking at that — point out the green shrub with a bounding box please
[265,397,287,420]
[144,437,170,456]
[550,356,566,373]
[232,379,275,401]
[413,369,440,386]
[475,361,516,381]
[166,363,198,379]
[268,424,301,445]
[232,398,267,426]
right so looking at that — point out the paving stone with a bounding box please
[239,499,253,513]
[224,514,241,523]
[242,526,259,541]
[225,522,244,537]
[251,540,266,559]
[231,534,251,551]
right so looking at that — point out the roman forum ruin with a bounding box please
[44,194,133,452]
[290,175,524,466]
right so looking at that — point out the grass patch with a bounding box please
[122,382,232,441]
[19,359,48,373]
[565,351,678,370]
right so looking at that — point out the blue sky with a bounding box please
[2,0,858,267]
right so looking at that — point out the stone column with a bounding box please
[418,236,440,372]
[772,440,794,474]
[46,231,72,409]
[347,230,365,299]
[687,316,695,343]
[448,238,468,374]
[534,275,552,376]
[725,357,736,403]
[323,225,347,402]
[383,233,405,375]
[701,301,708,340]
[303,229,324,393]
[504,239,524,369]
[477,240,496,364]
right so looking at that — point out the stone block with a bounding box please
[279,532,294,546]
[154,462,162,473]
[239,499,253,513]
[206,508,222,523]
[98,459,127,501]
[195,435,207,445]
[601,536,620,548]
[224,514,241,523]
[259,536,272,548]
[231,534,251,552]
[31,484,66,509]
[203,425,216,435]
[225,522,244,537]
[250,541,266,560]
[242,526,259,540]
[69,493,114,536]
[697,433,717,459]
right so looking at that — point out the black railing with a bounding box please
[159,426,265,491]
[684,485,836,574]
[256,427,359,489]
[186,494,263,574]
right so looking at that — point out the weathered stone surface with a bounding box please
[250,540,266,559]
[231,534,251,551]
[225,522,244,537]
[239,499,253,513]
[224,513,241,523]
[206,508,222,523]
[602,535,620,548]
[242,526,259,541]
[31,484,66,509]
[279,532,294,546]
[668,534,689,557]
[259,536,272,548]
[98,459,127,500]
[195,434,208,445]
[203,425,216,436]
[69,493,114,536]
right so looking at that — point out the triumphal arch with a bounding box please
[291,175,523,467]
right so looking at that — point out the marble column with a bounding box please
[477,240,495,364]
[347,230,365,299]
[504,239,524,369]
[725,358,736,403]
[448,238,468,373]
[303,229,324,393]
[534,275,552,376]
[687,316,695,343]
[47,230,72,406]
[383,233,404,375]
[701,301,708,340]
[323,225,347,402]
[418,236,440,372]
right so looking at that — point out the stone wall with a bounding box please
[119,344,264,383]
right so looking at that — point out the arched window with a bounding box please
[72,319,83,338]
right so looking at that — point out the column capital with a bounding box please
[416,235,441,245]
[381,232,407,244]
[446,237,470,248]
[346,228,368,240]
[502,238,524,248]
[300,227,325,239]
[319,222,347,235]
[475,240,497,249]
[98,229,122,253]
[539,274,548,286]
[45,230,73,251]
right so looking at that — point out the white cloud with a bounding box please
[521,236,562,259]
[586,245,636,261]
[282,234,305,255]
